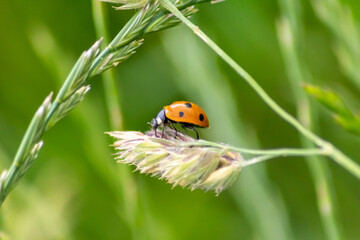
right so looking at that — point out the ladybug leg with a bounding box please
[181,124,188,134]
[169,121,178,138]
[154,128,157,137]
[161,124,165,138]
[183,124,200,140]
[193,128,199,140]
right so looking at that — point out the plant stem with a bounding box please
[159,0,360,180]
[91,1,123,130]
[89,4,157,77]
[276,2,342,238]
[189,141,328,156]
[161,29,295,239]
[242,148,329,167]
[312,0,360,89]
[91,2,142,239]
[1,108,43,199]
[195,141,329,166]
[308,159,341,240]
[159,0,322,145]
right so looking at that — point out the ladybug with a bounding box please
[151,101,209,139]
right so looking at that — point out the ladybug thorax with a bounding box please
[151,109,166,129]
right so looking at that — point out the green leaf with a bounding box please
[334,114,360,136]
[304,84,360,136]
[304,84,353,118]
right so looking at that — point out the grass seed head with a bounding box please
[107,128,243,195]
[101,0,149,10]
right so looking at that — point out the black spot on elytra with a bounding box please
[185,102,192,108]
[179,111,184,117]
[199,113,204,121]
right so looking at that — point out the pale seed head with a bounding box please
[107,128,243,195]
[100,0,149,10]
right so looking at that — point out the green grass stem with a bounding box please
[159,0,360,180]
[277,1,343,239]
[91,1,143,238]
[92,1,124,130]
[188,141,327,156]
[161,28,295,240]
[312,0,360,88]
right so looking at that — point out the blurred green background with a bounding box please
[1,0,360,239]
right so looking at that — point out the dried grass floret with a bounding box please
[107,128,243,195]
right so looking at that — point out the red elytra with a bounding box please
[150,101,209,139]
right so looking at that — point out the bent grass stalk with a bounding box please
[160,29,295,238]
[158,0,360,180]
[108,129,329,195]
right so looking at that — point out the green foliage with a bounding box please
[305,84,360,136]
[1,0,360,239]
[0,40,101,206]
[0,0,212,208]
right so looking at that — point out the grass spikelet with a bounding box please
[107,128,243,195]
[100,0,149,10]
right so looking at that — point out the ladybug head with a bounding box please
[151,109,166,130]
